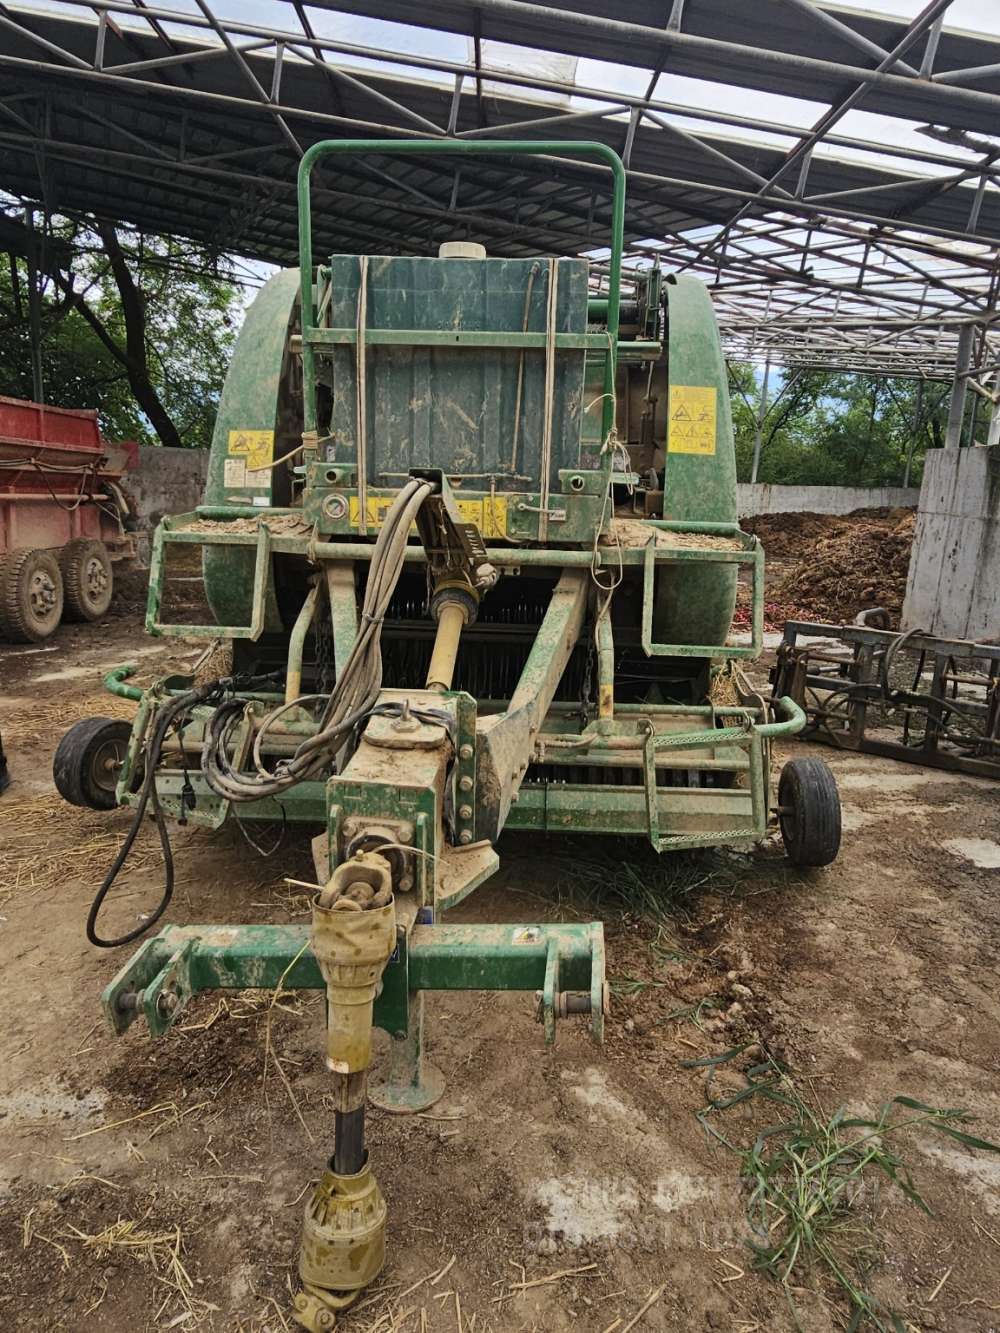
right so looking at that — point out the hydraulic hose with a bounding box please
[90,480,435,945]
[202,478,433,803]
[86,679,225,948]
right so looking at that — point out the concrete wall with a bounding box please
[128,445,208,530]
[902,445,1000,640]
[124,446,208,564]
[737,482,919,517]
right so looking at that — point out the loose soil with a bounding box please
[740,508,917,627]
[3,575,1000,1333]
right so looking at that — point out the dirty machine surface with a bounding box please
[56,140,840,1329]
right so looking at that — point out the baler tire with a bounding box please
[778,757,841,868]
[0,547,64,642]
[61,538,113,622]
[0,554,9,637]
[54,717,132,810]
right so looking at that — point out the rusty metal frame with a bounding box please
[773,618,1000,780]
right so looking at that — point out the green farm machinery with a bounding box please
[56,141,840,1328]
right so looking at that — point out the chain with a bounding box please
[580,628,596,725]
[315,594,335,694]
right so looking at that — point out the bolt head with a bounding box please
[459,743,473,760]
[458,830,472,845]
[397,826,413,844]
[458,804,473,820]
[459,775,473,792]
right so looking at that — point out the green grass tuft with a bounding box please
[548,840,735,925]
[690,1051,1000,1331]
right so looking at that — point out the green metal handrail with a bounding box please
[105,664,143,702]
[756,695,806,738]
[296,138,627,443]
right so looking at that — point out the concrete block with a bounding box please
[902,445,1000,640]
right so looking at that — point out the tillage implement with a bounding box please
[55,141,840,1328]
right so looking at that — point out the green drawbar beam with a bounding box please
[101,921,602,1038]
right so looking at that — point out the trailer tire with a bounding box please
[0,547,64,642]
[0,555,8,637]
[61,538,113,621]
[54,717,131,810]
[778,757,841,867]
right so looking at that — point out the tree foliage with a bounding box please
[1,213,242,448]
[727,361,966,488]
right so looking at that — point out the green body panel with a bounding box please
[655,274,739,649]
[297,140,625,446]
[323,254,589,491]
[201,268,300,627]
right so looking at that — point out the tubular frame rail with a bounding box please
[296,138,626,448]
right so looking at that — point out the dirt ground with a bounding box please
[3,592,1000,1333]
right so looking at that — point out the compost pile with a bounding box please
[743,508,916,626]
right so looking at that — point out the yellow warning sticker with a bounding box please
[227,429,274,473]
[349,495,508,538]
[667,385,717,455]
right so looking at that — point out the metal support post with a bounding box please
[24,207,44,404]
[750,355,771,483]
[903,378,923,488]
[945,324,973,449]
[369,991,445,1113]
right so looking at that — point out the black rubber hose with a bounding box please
[86,680,221,949]
[333,1107,366,1175]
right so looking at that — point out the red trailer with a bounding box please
[0,396,137,642]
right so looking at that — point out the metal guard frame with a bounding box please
[296,139,627,445]
[141,514,764,651]
[146,515,272,641]
[640,534,764,660]
[641,695,804,852]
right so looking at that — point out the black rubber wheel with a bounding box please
[0,547,64,642]
[60,538,113,621]
[53,717,132,810]
[778,757,842,867]
[0,554,9,638]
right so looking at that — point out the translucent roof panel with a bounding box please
[3,0,1000,376]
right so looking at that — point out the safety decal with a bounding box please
[667,386,717,455]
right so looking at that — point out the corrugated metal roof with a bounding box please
[2,1,999,376]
